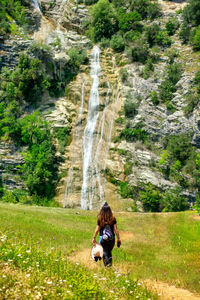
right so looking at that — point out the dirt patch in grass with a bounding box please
[144,279,200,300]
[120,231,135,241]
[192,215,200,221]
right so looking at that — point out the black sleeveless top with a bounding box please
[97,217,117,236]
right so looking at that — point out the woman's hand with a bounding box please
[92,238,96,246]
[117,239,121,246]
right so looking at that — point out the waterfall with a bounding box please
[81,46,101,210]
[31,0,42,13]
[64,46,120,210]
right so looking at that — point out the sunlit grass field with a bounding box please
[0,203,200,298]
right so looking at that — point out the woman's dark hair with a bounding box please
[98,202,114,227]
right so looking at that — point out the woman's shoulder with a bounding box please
[113,217,117,225]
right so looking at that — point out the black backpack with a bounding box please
[102,225,114,241]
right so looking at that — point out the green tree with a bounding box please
[182,0,200,27]
[192,26,200,50]
[162,188,188,212]
[140,183,161,212]
[18,112,58,198]
[90,0,118,41]
[110,34,125,52]
[118,11,141,33]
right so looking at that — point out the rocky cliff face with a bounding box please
[0,0,199,210]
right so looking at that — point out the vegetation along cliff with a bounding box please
[0,0,200,212]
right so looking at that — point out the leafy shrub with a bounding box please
[130,0,161,20]
[165,17,179,36]
[182,0,200,27]
[139,183,161,212]
[100,38,110,49]
[89,0,118,42]
[124,162,133,175]
[15,112,59,199]
[67,48,88,71]
[163,134,194,165]
[0,0,28,38]
[159,79,175,102]
[140,58,154,79]
[118,10,142,33]
[110,34,125,52]
[124,100,138,118]
[145,23,160,47]
[120,124,148,142]
[0,54,49,104]
[162,188,189,212]
[131,39,149,63]
[120,181,136,198]
[120,68,128,82]
[167,63,182,85]
[179,22,191,44]
[158,63,182,103]
[191,25,200,50]
[150,91,159,105]
[155,30,172,47]
[183,93,200,116]
[54,127,71,154]
[147,0,162,20]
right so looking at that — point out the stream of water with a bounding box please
[64,46,119,210]
[31,0,42,12]
[81,46,101,210]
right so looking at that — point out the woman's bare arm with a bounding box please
[92,225,100,245]
[114,224,121,244]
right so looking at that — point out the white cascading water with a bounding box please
[31,0,42,12]
[81,46,101,210]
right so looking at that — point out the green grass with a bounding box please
[0,203,156,299]
[0,203,200,298]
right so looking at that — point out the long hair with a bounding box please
[98,203,114,227]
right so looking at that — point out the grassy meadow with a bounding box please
[0,203,200,299]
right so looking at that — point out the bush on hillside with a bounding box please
[191,26,200,50]
[158,79,175,102]
[0,0,28,38]
[179,22,191,44]
[162,188,189,212]
[165,17,179,36]
[163,134,193,165]
[18,112,58,198]
[139,183,161,212]
[155,30,172,47]
[89,0,118,42]
[129,0,161,20]
[124,100,138,118]
[120,181,136,198]
[118,10,142,33]
[150,91,159,105]
[183,93,200,116]
[110,34,125,52]
[120,68,128,82]
[182,0,200,27]
[120,123,148,142]
[145,23,161,47]
[131,39,149,63]
[0,54,49,105]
